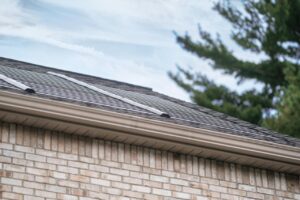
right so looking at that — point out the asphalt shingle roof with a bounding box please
[1,57,300,147]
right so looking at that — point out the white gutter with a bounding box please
[0,74,35,93]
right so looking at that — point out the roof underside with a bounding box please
[0,57,299,148]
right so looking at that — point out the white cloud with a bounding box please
[0,0,260,102]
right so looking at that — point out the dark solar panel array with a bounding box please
[0,65,151,113]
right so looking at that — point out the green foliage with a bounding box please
[170,0,300,137]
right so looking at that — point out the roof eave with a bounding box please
[0,90,299,174]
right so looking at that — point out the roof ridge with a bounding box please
[0,57,153,92]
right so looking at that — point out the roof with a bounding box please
[0,57,300,148]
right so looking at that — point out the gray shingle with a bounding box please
[0,57,299,147]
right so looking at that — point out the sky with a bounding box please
[0,0,258,102]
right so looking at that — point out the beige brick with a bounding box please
[88,191,109,199]
[24,181,45,190]
[3,150,24,159]
[173,191,191,199]
[1,177,22,186]
[149,149,155,168]
[161,170,176,178]
[47,157,67,165]
[167,152,173,171]
[112,181,131,190]
[57,194,78,200]
[27,167,48,176]
[220,193,239,200]
[58,152,78,161]
[50,171,67,179]
[143,180,162,188]
[12,158,34,167]
[161,151,168,170]
[89,164,109,173]
[155,150,162,169]
[117,143,125,162]
[12,172,34,181]
[67,188,87,196]
[80,169,98,178]
[25,153,46,162]
[36,149,57,157]
[130,145,137,165]
[170,178,189,186]
[14,145,34,153]
[123,190,143,198]
[13,186,33,195]
[144,193,163,200]
[35,162,56,170]
[92,139,98,158]
[98,140,105,159]
[199,158,205,176]
[122,163,140,172]
[261,169,268,187]
[24,195,43,200]
[163,183,182,191]
[58,166,78,174]
[130,171,149,180]
[182,186,202,195]
[101,160,120,168]
[79,156,95,164]
[132,185,151,193]
[192,156,198,175]
[4,164,25,172]
[35,189,57,198]
[110,168,129,176]
[238,184,256,192]
[209,185,227,193]
[247,192,264,199]
[58,180,79,188]
[257,187,274,195]
[220,180,237,188]
[153,188,171,196]
[0,156,11,163]
[9,124,16,144]
[102,187,122,195]
[101,173,121,182]
[45,184,67,193]
[91,178,110,186]
[79,183,100,193]
[1,192,23,200]
[68,161,88,169]
[150,175,168,183]
[111,142,118,161]
[123,176,142,184]
[35,175,56,184]
[280,173,287,190]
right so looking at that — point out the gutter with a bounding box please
[0,90,299,173]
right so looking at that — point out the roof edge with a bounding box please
[0,90,300,173]
[0,57,153,92]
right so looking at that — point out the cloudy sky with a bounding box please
[0,0,256,101]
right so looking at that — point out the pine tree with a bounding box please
[169,0,300,136]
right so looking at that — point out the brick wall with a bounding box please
[0,122,299,200]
